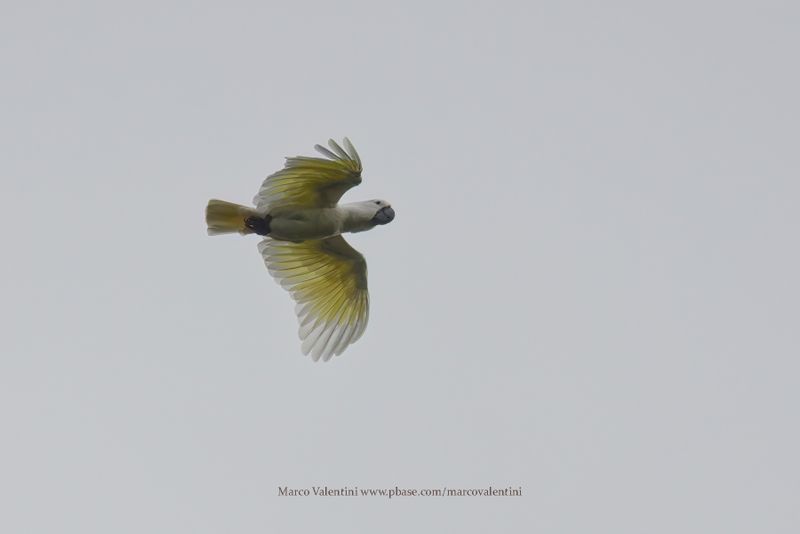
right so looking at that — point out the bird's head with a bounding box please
[341,200,395,233]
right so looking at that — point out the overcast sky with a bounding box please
[2,1,799,532]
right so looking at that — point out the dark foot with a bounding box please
[244,215,271,236]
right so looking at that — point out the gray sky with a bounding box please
[2,1,799,532]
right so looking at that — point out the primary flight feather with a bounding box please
[205,138,394,361]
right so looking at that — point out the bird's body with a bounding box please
[269,206,341,241]
[266,201,389,241]
[205,138,394,361]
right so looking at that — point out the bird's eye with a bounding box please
[374,201,381,205]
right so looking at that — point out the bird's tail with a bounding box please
[205,199,258,236]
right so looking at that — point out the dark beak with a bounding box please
[371,206,395,225]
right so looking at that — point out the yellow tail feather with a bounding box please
[205,199,257,236]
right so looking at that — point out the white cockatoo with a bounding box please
[206,138,394,361]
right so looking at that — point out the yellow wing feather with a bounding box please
[258,235,369,361]
[253,138,362,212]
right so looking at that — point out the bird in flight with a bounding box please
[206,138,395,361]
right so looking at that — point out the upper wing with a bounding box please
[253,138,362,212]
[258,234,370,361]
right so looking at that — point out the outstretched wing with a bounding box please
[254,138,362,212]
[258,235,370,361]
